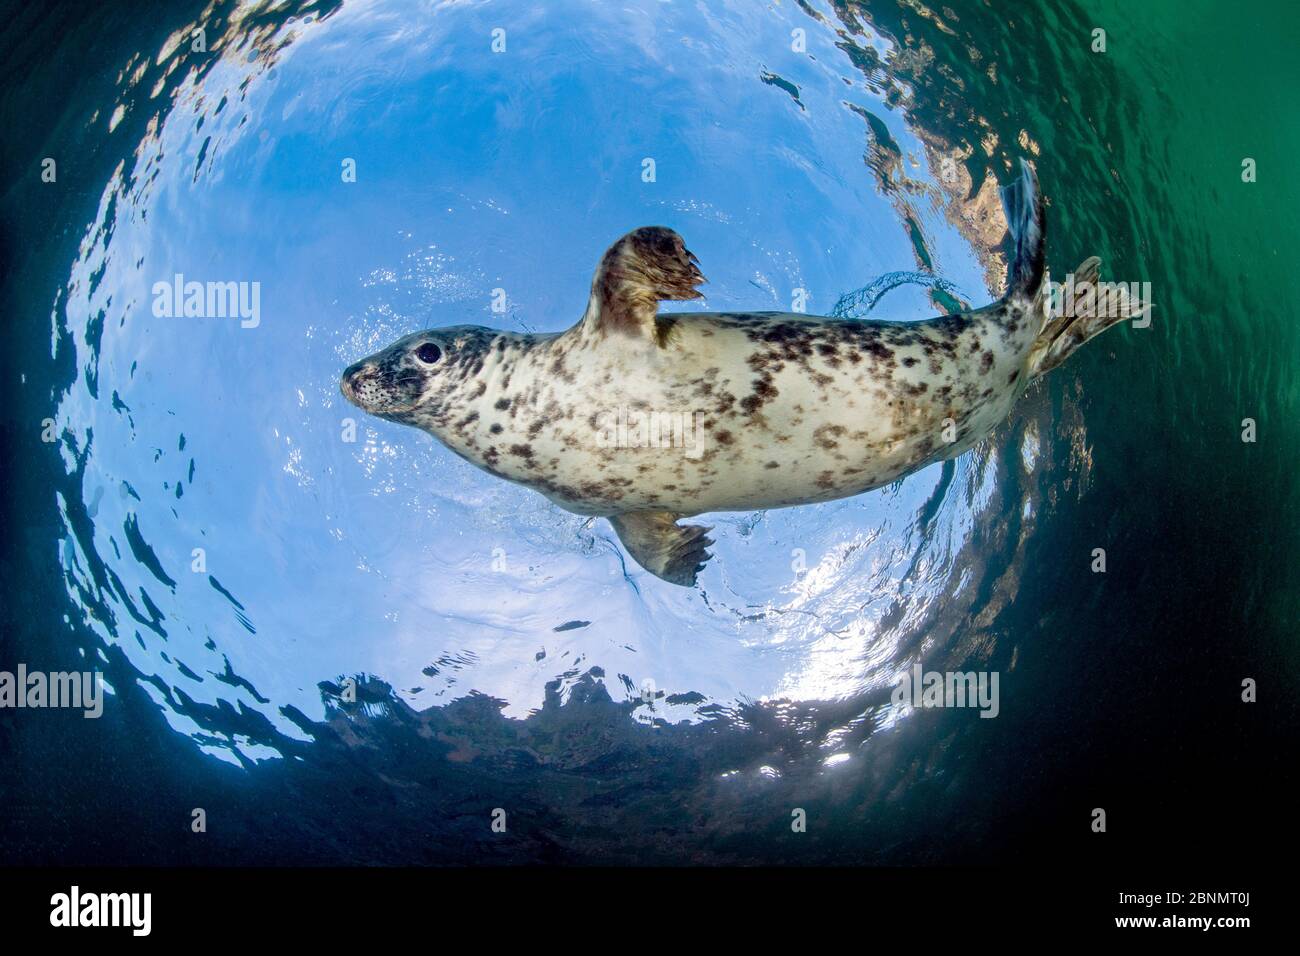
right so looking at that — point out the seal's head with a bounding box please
[340,327,478,425]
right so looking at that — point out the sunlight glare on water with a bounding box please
[53,0,1053,766]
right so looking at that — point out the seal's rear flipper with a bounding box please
[1030,256,1151,377]
[608,511,714,586]
[584,227,706,347]
[1000,158,1046,309]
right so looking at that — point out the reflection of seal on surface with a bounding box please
[342,160,1145,586]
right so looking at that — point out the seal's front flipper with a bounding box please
[608,511,714,586]
[1029,256,1151,377]
[584,226,706,347]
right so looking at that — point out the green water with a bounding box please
[0,0,1295,871]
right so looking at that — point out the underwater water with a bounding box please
[1,0,1297,867]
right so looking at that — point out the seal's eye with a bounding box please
[415,342,442,364]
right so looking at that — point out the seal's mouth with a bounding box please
[339,361,368,406]
[340,360,421,416]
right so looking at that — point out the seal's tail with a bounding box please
[1000,157,1046,310]
[1028,256,1151,377]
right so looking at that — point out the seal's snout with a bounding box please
[340,360,370,407]
[340,357,424,416]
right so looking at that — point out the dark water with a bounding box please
[1,0,1296,867]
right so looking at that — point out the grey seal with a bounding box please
[341,161,1144,585]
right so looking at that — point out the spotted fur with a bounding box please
[344,304,1032,512]
[342,161,1124,585]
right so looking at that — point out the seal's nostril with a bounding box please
[341,362,369,402]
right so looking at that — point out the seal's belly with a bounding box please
[474,311,1028,516]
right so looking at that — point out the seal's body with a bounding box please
[342,161,1143,585]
